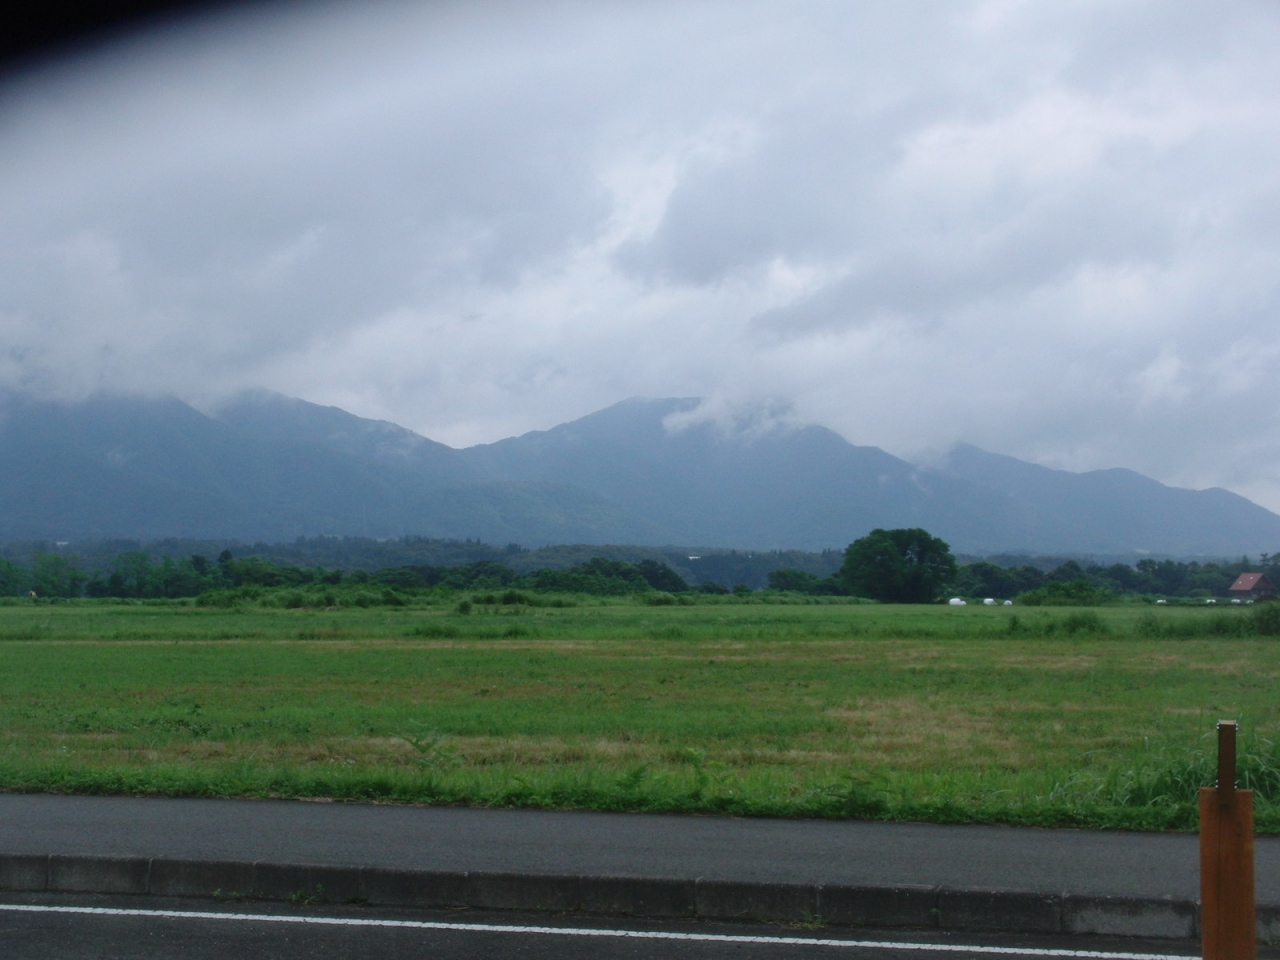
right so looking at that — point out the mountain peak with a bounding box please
[214,390,465,478]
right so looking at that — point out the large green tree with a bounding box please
[0,558,27,596]
[30,552,86,599]
[839,528,956,603]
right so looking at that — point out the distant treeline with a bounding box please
[0,536,844,594]
[0,551,714,602]
[954,556,1279,602]
[0,536,1273,602]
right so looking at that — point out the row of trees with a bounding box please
[0,550,347,600]
[0,537,847,592]
[954,555,1270,601]
[2,551,701,600]
[0,554,88,599]
[3,532,1274,603]
[776,529,1277,604]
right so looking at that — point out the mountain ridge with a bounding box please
[0,390,1276,555]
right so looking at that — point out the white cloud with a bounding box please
[3,0,1280,509]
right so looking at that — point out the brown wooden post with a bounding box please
[1201,720,1256,960]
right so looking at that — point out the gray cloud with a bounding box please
[3,0,1280,512]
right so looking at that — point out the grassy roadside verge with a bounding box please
[2,599,1278,830]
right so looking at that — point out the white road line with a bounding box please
[0,903,1193,959]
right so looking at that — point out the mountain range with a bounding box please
[0,390,1276,556]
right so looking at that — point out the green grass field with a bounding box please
[1,597,1277,830]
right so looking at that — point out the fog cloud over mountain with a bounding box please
[4,1,1280,508]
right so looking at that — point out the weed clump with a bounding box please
[467,590,576,608]
[1059,611,1108,635]
[1250,600,1280,636]
[1005,611,1106,636]
[406,623,460,639]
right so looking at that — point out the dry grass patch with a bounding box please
[993,654,1102,670]
[826,699,1026,767]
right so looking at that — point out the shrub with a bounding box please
[1016,579,1114,606]
[196,587,262,608]
[1059,610,1108,634]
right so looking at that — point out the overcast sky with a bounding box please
[3,0,1280,508]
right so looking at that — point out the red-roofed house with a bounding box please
[1229,572,1277,599]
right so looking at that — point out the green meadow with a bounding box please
[2,596,1279,831]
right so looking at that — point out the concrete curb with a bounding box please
[1,853,1271,940]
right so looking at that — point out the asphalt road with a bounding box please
[1,793,1267,900]
[0,893,1221,960]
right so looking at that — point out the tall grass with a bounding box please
[1133,601,1280,638]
